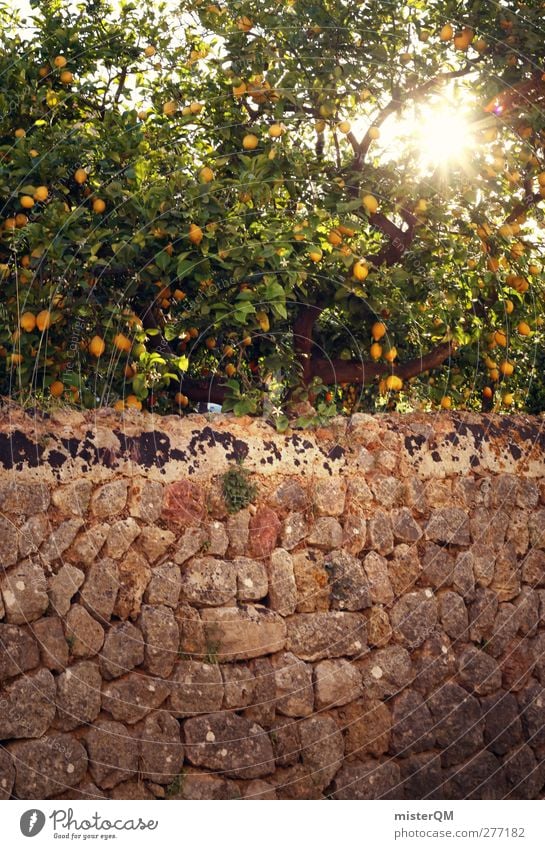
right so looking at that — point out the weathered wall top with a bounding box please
[0,406,544,482]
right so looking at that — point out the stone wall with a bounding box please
[1,406,545,800]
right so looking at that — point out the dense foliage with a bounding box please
[1,0,544,423]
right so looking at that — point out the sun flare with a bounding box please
[416,106,474,169]
[351,96,476,173]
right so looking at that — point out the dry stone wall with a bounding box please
[1,407,545,799]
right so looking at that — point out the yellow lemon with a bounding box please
[189,223,203,244]
[199,166,214,183]
[33,186,49,202]
[89,335,106,357]
[371,321,387,341]
[385,375,403,391]
[50,380,64,397]
[36,310,52,332]
[113,333,132,352]
[352,260,369,281]
[268,123,284,138]
[242,133,259,150]
[20,312,36,332]
[362,194,378,214]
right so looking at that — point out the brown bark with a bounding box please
[311,341,455,385]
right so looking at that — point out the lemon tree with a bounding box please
[0,0,544,420]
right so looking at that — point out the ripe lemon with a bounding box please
[92,198,106,213]
[173,289,186,301]
[487,257,500,273]
[505,300,514,314]
[308,247,322,262]
[483,386,493,399]
[242,133,259,150]
[371,321,387,341]
[385,375,403,391]
[256,311,270,332]
[189,223,203,244]
[453,31,470,50]
[517,321,531,336]
[144,45,156,57]
[33,186,48,202]
[440,396,452,409]
[362,194,378,214]
[20,195,34,209]
[268,123,284,138]
[113,399,125,412]
[36,310,51,332]
[74,168,87,184]
[499,360,514,376]
[493,330,507,347]
[368,126,380,140]
[370,342,382,360]
[327,229,342,247]
[89,335,106,357]
[440,24,454,40]
[125,395,142,410]
[113,333,132,352]
[175,392,189,407]
[352,260,368,281]
[163,100,177,116]
[53,55,67,68]
[489,368,500,382]
[225,363,237,377]
[384,347,397,363]
[50,380,64,397]
[236,15,253,31]
[199,166,214,183]
[338,120,351,134]
[503,392,514,406]
[20,312,36,332]
[14,128,26,138]
[205,337,217,349]
[60,70,73,84]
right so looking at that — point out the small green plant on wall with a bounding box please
[222,463,257,514]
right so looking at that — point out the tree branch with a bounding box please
[365,209,417,266]
[310,340,456,385]
[505,191,542,224]
[293,303,324,382]
[180,376,227,405]
[113,66,129,106]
